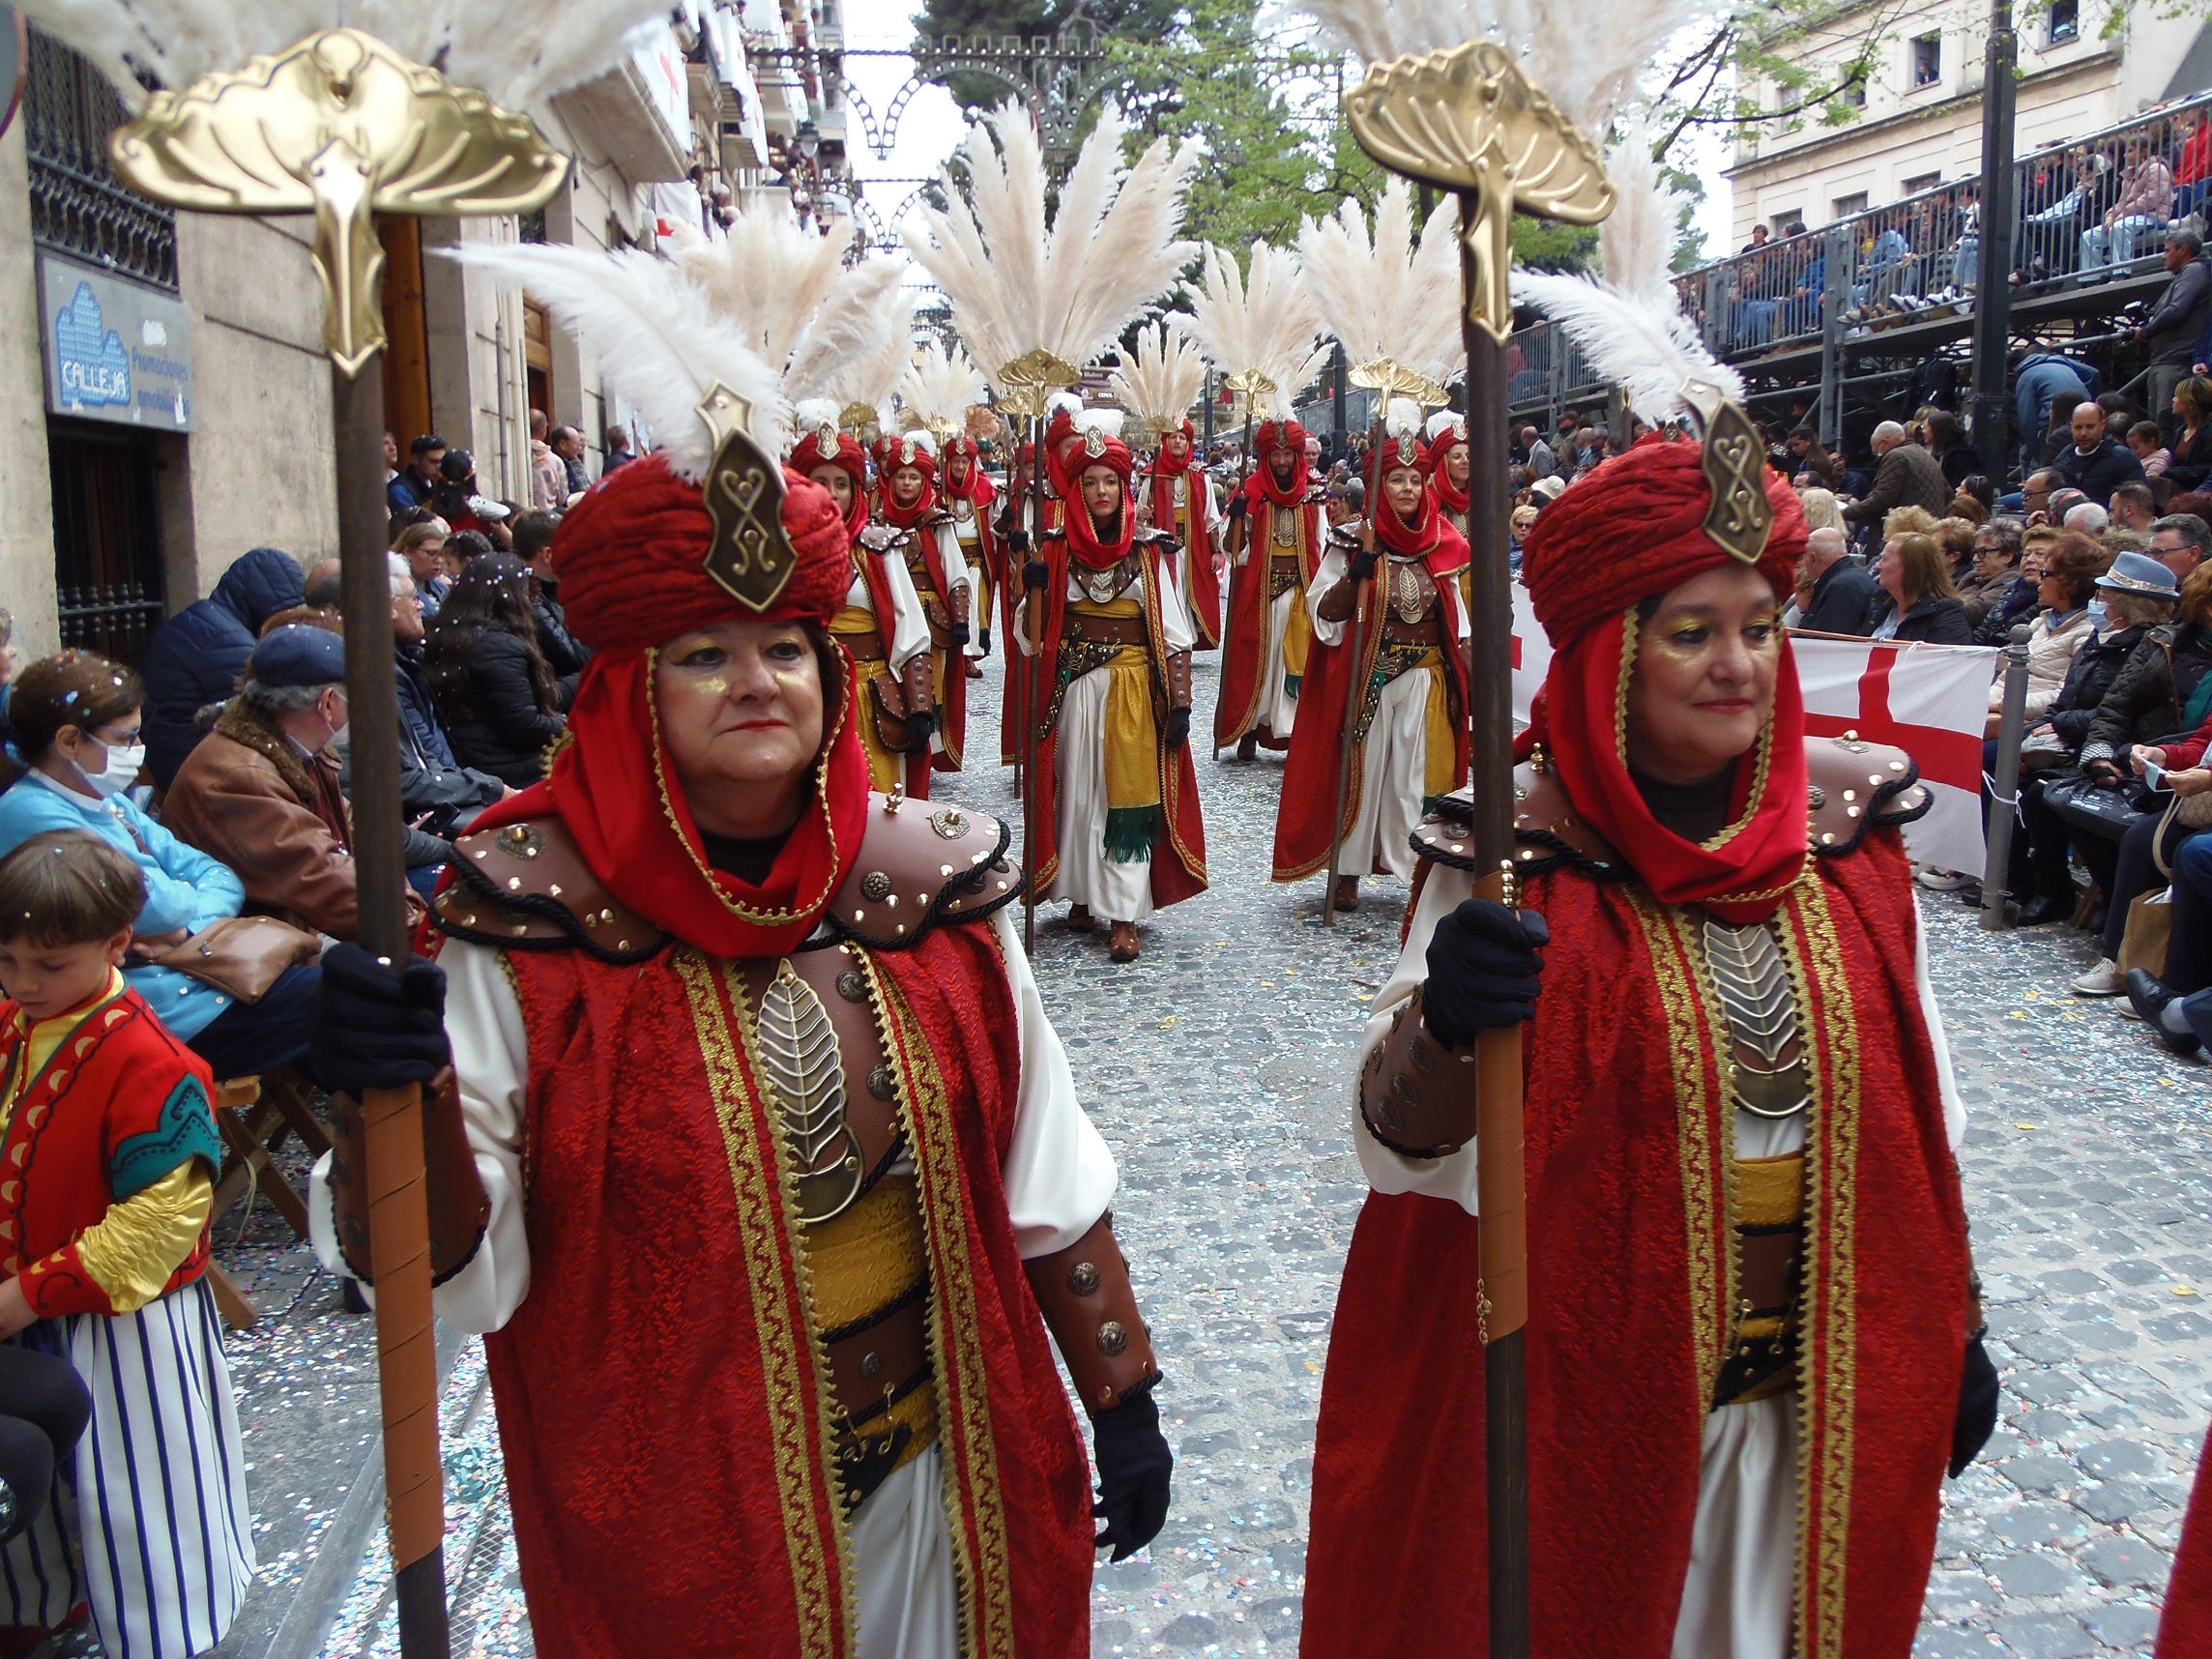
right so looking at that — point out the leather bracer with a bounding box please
[1025,1213,1160,1415]
[329,1066,492,1285]
[1358,988,1480,1158]
[951,581,972,629]
[900,651,937,728]
[1316,575,1358,625]
[1165,650,1192,713]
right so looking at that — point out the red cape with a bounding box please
[999,495,1065,768]
[1024,535,1207,911]
[1302,832,1967,1659]
[2161,1446,2212,1654]
[852,538,932,800]
[484,906,1091,1659]
[1214,487,1323,751]
[1271,542,1471,881]
[1147,466,1221,649]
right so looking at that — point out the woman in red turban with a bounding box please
[307,435,1174,1659]
[1142,418,1226,649]
[877,432,976,774]
[1215,418,1324,761]
[1015,418,1207,962]
[940,433,1003,667]
[1299,431,1993,1659]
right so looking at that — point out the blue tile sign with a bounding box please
[38,254,192,431]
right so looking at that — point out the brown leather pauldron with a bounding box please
[1024,1213,1160,1415]
[329,1065,492,1286]
[1358,987,1479,1159]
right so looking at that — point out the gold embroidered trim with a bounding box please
[677,950,853,1659]
[1145,544,1208,888]
[869,961,1019,1659]
[1623,889,1731,1397]
[1612,609,1640,763]
[647,645,853,927]
[1702,705,1777,854]
[1780,873,1860,1659]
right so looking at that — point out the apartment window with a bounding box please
[1903,171,1941,195]
[1832,191,1870,217]
[1911,33,1941,88]
[1771,213,1805,238]
[2049,0,2079,42]
[1843,73,1868,109]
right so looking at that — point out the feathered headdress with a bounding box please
[1107,325,1208,444]
[904,100,1199,402]
[897,339,987,444]
[16,0,676,115]
[443,242,784,481]
[1172,241,1331,422]
[815,274,917,437]
[783,258,909,413]
[1296,181,1462,399]
[664,211,855,389]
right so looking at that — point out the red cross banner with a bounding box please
[1510,589,1998,874]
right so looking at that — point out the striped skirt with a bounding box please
[0,1278,255,1657]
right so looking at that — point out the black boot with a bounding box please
[2017,892,2072,926]
[2126,970,2204,1057]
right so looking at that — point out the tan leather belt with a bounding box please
[1737,1226,1801,1314]
[824,1291,931,1426]
[836,631,887,662]
[1381,619,1441,650]
[1065,614,1150,648]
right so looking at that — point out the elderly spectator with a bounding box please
[528,409,566,513]
[601,425,635,476]
[2074,702,2212,997]
[162,626,439,940]
[2019,469,2061,525]
[1796,486,1846,533]
[2055,401,2146,506]
[1996,531,2100,735]
[1521,425,1555,479]
[2137,230,2212,415]
[2076,555,2212,783]
[136,546,305,787]
[2066,502,2112,536]
[382,554,507,855]
[1871,532,1973,643]
[1844,421,1952,529]
[388,433,445,516]
[1797,524,1881,634]
[422,553,567,789]
[2169,377,2212,492]
[552,425,592,497]
[1957,517,2024,626]
[2152,512,2211,583]
[393,520,451,619]
[0,653,321,1077]
[2081,133,2174,276]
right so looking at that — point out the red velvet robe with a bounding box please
[1000,496,1066,768]
[1213,487,1323,751]
[1025,537,1207,912]
[483,917,1091,1658]
[1271,547,1471,882]
[2160,1449,2212,1654]
[1301,831,1968,1659]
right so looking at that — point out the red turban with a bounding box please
[882,434,937,480]
[1521,437,1805,651]
[553,453,854,653]
[1255,418,1306,459]
[1062,428,1134,483]
[789,425,868,486]
[1419,422,1466,477]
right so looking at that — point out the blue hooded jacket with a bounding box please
[137,547,305,786]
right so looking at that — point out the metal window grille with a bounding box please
[24,30,179,291]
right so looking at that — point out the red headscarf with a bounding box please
[1370,468,1470,577]
[878,435,940,530]
[1518,436,1810,923]
[1061,429,1136,570]
[1245,418,1310,509]
[1421,421,1470,517]
[492,452,872,958]
[790,426,870,542]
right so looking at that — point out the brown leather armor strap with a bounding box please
[1064,613,1150,648]
[330,1066,491,1286]
[1381,617,1442,649]
[1316,573,1357,625]
[824,1289,932,1427]
[839,631,888,662]
[1358,988,1480,1158]
[1737,1226,1802,1314]
[951,580,971,628]
[1024,1213,1159,1415]
[1166,650,1192,713]
[900,653,936,728]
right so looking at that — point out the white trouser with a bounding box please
[1671,1395,1796,1659]
[1048,665,1154,922]
[1257,585,1302,738]
[1342,665,1440,880]
[855,1444,958,1659]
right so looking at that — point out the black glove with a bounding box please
[1349,549,1379,582]
[1024,559,1050,591]
[906,710,937,752]
[1225,494,1248,521]
[1949,1334,1999,1478]
[1091,1385,1172,1561]
[949,623,972,647]
[1422,899,1549,1047]
[1164,707,1191,749]
[310,944,451,1092]
[2083,758,2126,788]
[1007,529,1032,555]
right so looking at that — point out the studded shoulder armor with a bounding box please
[437,815,668,962]
[1802,734,1930,853]
[820,793,1023,950]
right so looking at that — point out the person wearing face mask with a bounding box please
[1273,401,1471,914]
[161,626,439,942]
[0,653,323,1079]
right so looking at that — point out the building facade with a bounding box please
[1728,0,2212,247]
[0,0,844,664]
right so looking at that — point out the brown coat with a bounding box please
[162,700,379,940]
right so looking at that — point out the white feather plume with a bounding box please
[823,274,917,429]
[15,0,674,115]
[1172,241,1331,421]
[897,340,988,435]
[442,241,786,480]
[1107,325,1208,436]
[1426,408,1465,440]
[1512,270,1741,425]
[1295,182,1461,393]
[783,257,909,406]
[1072,408,1126,442]
[665,211,854,386]
[1597,133,1684,306]
[1278,0,1727,133]
[905,100,1198,393]
[1382,397,1424,441]
[793,397,841,442]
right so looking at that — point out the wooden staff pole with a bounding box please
[1216,401,1256,759]
[1024,413,1046,951]
[332,355,452,1658]
[1323,414,1386,924]
[1458,225,1530,1659]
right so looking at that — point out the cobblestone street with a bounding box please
[208,651,2212,1658]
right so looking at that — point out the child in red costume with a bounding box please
[0,830,251,1659]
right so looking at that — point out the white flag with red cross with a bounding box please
[1508,588,1998,873]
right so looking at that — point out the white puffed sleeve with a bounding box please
[990,906,1120,1256]
[307,936,535,1332]
[1305,546,1353,648]
[1912,894,1966,1151]
[878,553,934,672]
[1156,558,1195,652]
